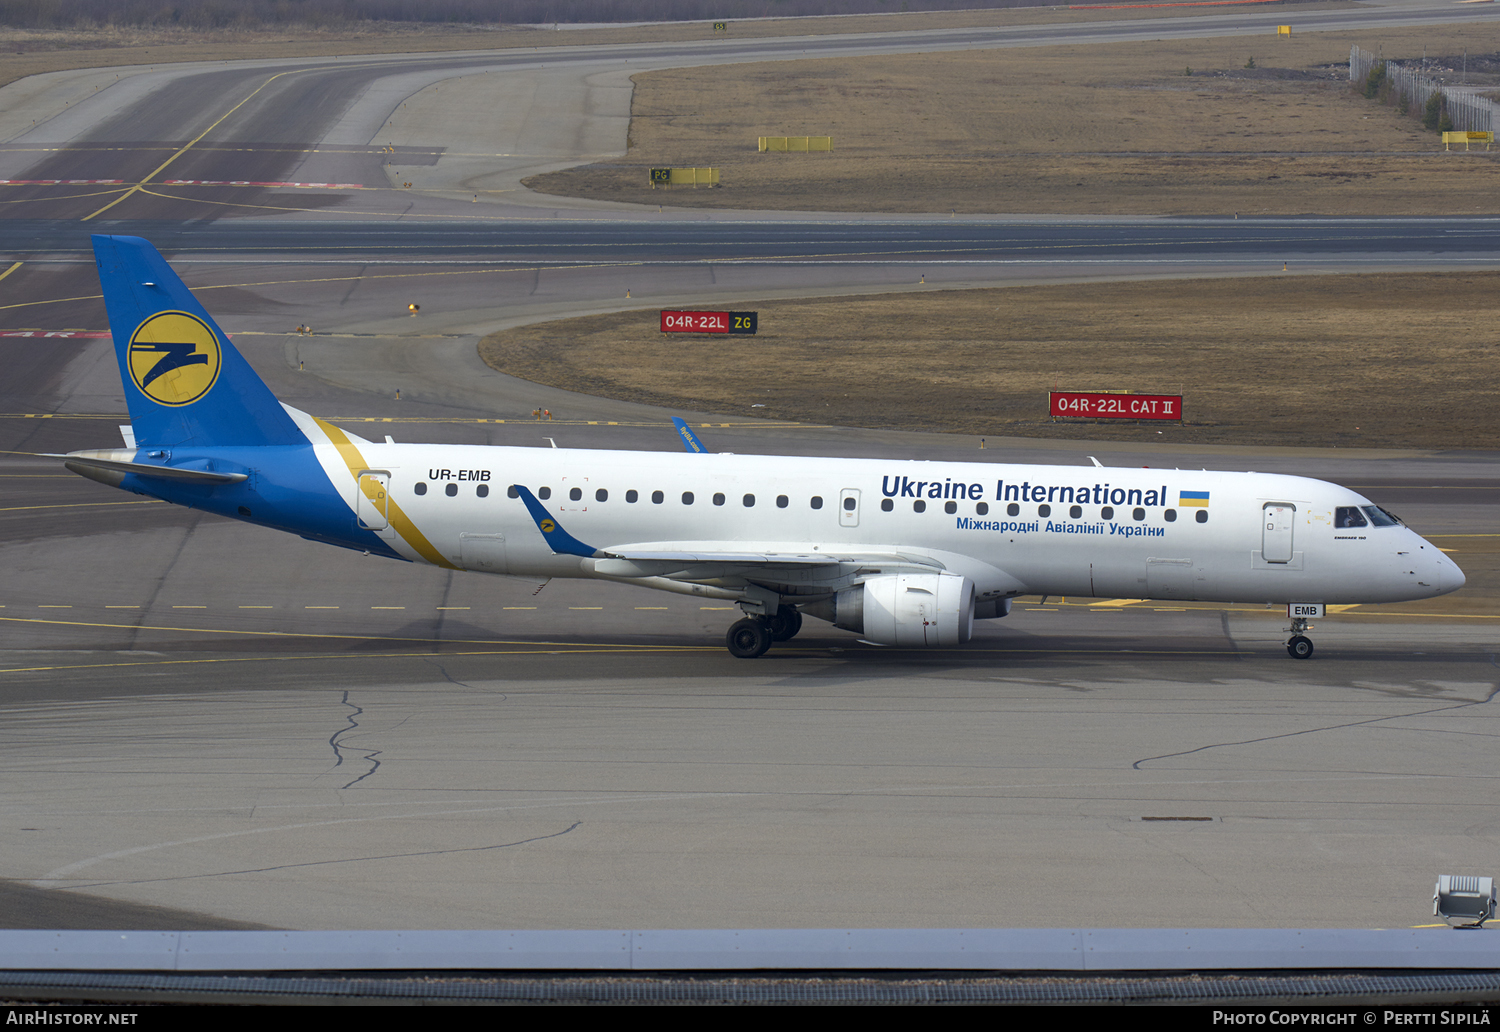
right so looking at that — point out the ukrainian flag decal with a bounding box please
[1179,490,1210,508]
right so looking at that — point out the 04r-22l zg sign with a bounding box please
[1050,392,1182,421]
[660,310,758,334]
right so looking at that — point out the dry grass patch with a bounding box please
[527,25,1500,215]
[479,272,1500,450]
[0,4,1312,89]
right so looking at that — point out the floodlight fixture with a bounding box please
[1433,875,1495,928]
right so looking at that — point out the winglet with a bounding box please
[512,485,602,558]
[672,418,706,454]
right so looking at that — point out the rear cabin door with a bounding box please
[356,471,389,531]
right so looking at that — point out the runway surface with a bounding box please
[1,3,1498,933]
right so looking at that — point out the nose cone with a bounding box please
[1440,552,1466,595]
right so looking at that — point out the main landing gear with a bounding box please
[725,605,802,658]
[1286,617,1315,660]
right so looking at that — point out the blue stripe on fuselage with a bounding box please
[118,444,406,560]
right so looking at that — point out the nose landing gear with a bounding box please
[1286,616,1315,659]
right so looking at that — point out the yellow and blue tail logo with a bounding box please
[127,311,222,406]
[94,235,306,448]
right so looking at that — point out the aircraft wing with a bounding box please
[511,485,926,578]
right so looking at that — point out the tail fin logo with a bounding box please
[127,311,222,406]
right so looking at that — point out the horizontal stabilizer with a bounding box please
[53,450,248,486]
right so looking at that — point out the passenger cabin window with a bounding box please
[811,496,823,510]
[596,489,607,502]
[626,490,638,503]
[1195,511,1208,524]
[1007,503,1020,517]
[743,494,755,507]
[569,487,582,501]
[507,486,518,499]
[881,499,893,512]
[446,483,458,497]
[1164,509,1177,522]
[414,482,427,496]
[776,495,788,508]
[1132,507,1144,521]
[944,501,957,514]
[652,490,664,504]
[477,484,489,498]
[1038,504,1051,517]
[1335,506,1368,529]
[914,500,926,513]
[1100,506,1113,520]
[844,497,856,511]
[682,492,694,505]
[539,487,551,500]
[976,503,989,516]
[713,493,725,506]
[1069,505,1082,519]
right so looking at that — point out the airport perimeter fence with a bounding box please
[1350,46,1497,134]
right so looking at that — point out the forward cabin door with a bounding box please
[1262,503,1295,563]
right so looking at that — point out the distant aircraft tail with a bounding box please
[93,234,306,449]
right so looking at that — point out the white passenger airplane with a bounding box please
[58,236,1464,659]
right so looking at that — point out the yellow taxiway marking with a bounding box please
[104,605,138,609]
[502,607,536,610]
[0,412,810,429]
[0,500,164,512]
[37,605,70,609]
[0,262,21,284]
[635,607,669,610]
[700,606,735,610]
[0,645,723,675]
[1089,598,1149,607]
[436,607,470,610]
[370,606,405,610]
[82,68,309,222]
[239,606,273,609]
[304,606,339,609]
[171,606,206,609]
[0,614,714,651]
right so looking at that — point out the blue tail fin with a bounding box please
[93,235,306,448]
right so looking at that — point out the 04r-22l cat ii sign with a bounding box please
[56,236,1463,659]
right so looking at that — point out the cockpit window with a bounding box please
[1362,505,1401,527]
[1335,506,1368,529]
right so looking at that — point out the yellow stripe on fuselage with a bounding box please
[314,417,456,569]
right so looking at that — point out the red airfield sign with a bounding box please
[1050,392,1182,421]
[660,310,758,334]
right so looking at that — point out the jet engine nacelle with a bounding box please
[812,572,975,646]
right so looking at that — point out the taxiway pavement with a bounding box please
[1,3,1497,931]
